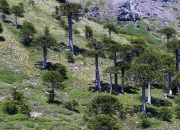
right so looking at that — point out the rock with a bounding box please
[30,112,42,117]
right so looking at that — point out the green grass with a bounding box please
[0,0,179,130]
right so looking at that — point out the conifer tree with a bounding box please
[160,27,176,42]
[33,27,57,69]
[0,0,9,22]
[11,2,24,28]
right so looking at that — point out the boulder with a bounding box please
[30,112,42,117]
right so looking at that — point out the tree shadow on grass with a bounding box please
[4,20,12,23]
[0,36,5,42]
[88,81,119,95]
[74,45,87,55]
[151,97,172,107]
[124,85,139,94]
[146,107,159,119]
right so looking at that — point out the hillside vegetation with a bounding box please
[0,0,179,130]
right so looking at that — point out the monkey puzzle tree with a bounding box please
[159,27,176,42]
[42,71,63,103]
[117,61,131,93]
[21,21,36,46]
[103,23,118,40]
[166,39,180,72]
[105,40,122,92]
[136,51,161,104]
[104,66,120,94]
[130,64,155,114]
[160,53,175,95]
[59,3,82,54]
[85,39,104,92]
[33,27,57,69]
[85,25,93,40]
[131,38,146,57]
[11,2,25,28]
[0,0,9,22]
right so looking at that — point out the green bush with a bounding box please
[88,114,119,130]
[158,107,172,121]
[64,100,79,112]
[20,104,31,115]
[89,94,126,119]
[23,121,34,128]
[140,118,151,129]
[11,88,25,104]
[3,101,18,115]
[174,94,180,104]
[65,51,74,63]
[175,105,180,119]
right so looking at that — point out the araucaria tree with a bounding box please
[33,27,57,69]
[85,25,93,40]
[166,39,180,72]
[159,27,176,42]
[43,71,63,103]
[86,39,104,92]
[130,64,155,114]
[59,3,82,54]
[11,2,24,28]
[103,23,118,40]
[0,0,9,22]
[21,21,36,46]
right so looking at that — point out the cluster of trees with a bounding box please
[0,0,25,28]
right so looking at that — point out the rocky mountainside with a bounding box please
[67,0,180,29]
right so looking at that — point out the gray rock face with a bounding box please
[83,0,179,23]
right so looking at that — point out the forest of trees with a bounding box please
[0,0,180,129]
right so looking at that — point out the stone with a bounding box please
[30,112,42,117]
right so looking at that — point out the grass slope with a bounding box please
[0,0,179,130]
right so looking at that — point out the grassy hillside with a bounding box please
[0,0,179,130]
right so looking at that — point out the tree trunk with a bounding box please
[163,73,167,98]
[109,29,111,40]
[15,15,18,28]
[114,52,118,92]
[142,83,146,114]
[95,54,101,92]
[68,16,74,54]
[110,73,113,94]
[177,84,180,93]
[121,68,125,93]
[51,84,55,103]
[43,46,47,69]
[1,12,5,22]
[175,49,179,72]
[147,81,152,104]
[168,68,172,95]
[123,49,127,61]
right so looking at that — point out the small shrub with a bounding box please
[20,104,31,115]
[140,118,151,129]
[23,121,34,128]
[65,51,74,63]
[11,88,25,104]
[175,105,180,119]
[3,101,18,115]
[158,107,172,121]
[64,100,79,112]
[88,114,119,130]
[73,28,80,34]
[174,94,180,104]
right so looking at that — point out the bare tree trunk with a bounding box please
[109,73,112,94]
[163,73,167,98]
[175,49,179,72]
[95,54,101,92]
[147,81,152,104]
[43,46,47,69]
[114,52,118,92]
[68,16,74,54]
[142,83,146,114]
[168,71,172,95]
[15,15,18,28]
[51,84,55,103]
[121,68,125,93]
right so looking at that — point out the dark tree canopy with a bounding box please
[159,27,176,42]
[21,21,36,46]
